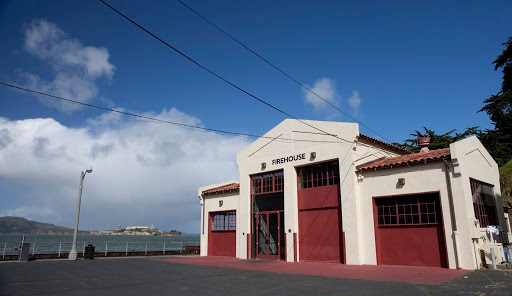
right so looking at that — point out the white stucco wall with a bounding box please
[198,180,240,257]
[449,136,506,269]
[197,121,505,270]
[235,119,403,263]
[357,162,458,268]
[356,136,506,270]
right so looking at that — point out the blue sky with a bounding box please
[0,0,510,232]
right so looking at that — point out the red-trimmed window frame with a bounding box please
[297,160,340,189]
[251,170,284,196]
[211,211,236,231]
[470,178,498,228]
[375,194,441,226]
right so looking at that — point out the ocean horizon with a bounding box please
[0,234,200,256]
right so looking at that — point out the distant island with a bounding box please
[0,216,183,236]
[0,216,89,235]
[94,225,181,236]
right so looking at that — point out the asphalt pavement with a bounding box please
[1,257,511,295]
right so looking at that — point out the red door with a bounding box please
[373,193,448,268]
[255,211,282,260]
[208,211,236,257]
[297,161,344,263]
[299,206,341,262]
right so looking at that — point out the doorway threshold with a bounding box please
[243,259,278,263]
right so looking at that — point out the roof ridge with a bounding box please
[358,134,411,154]
[356,147,451,171]
[202,182,240,195]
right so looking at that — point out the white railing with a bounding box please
[1,241,197,258]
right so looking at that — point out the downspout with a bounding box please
[200,194,205,256]
[444,159,461,269]
[201,194,205,235]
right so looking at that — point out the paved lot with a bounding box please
[161,256,469,284]
[1,257,511,295]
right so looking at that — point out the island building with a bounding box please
[125,226,153,231]
[197,119,511,269]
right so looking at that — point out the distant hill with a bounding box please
[0,216,89,235]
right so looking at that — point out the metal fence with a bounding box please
[1,241,199,259]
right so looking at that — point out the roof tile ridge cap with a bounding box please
[358,133,411,154]
[204,182,240,193]
[426,147,451,154]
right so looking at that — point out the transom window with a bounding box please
[212,211,236,231]
[251,171,284,195]
[376,194,441,226]
[471,178,497,227]
[298,161,339,189]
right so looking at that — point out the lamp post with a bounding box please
[68,166,92,260]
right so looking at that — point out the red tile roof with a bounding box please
[358,134,411,155]
[356,148,451,171]
[202,183,240,195]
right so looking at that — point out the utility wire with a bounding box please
[0,81,400,157]
[97,0,351,143]
[1,82,401,160]
[0,81,342,144]
[175,0,393,143]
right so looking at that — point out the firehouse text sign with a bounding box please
[272,153,306,165]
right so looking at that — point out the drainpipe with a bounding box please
[200,194,205,236]
[200,194,205,256]
[444,159,461,269]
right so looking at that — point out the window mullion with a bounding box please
[417,196,421,224]
[326,164,330,185]
[395,197,398,225]
[272,173,275,193]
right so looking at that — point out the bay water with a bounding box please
[0,234,200,256]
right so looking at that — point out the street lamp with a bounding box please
[68,166,93,260]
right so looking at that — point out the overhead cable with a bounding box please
[175,0,393,143]
[0,81,399,158]
[97,0,353,142]
[0,81,343,144]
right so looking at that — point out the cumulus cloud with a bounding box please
[0,109,250,232]
[0,129,13,150]
[303,77,340,112]
[347,90,362,115]
[303,78,363,118]
[18,19,114,112]
[23,19,114,78]
[32,137,70,160]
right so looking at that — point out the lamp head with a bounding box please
[86,166,93,173]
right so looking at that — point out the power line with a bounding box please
[97,0,353,143]
[175,0,393,143]
[2,82,403,162]
[0,81,343,144]
[1,81,401,157]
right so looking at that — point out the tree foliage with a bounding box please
[395,37,512,199]
[479,36,512,166]
[395,127,479,153]
[500,159,512,200]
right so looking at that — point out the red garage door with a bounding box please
[297,161,344,263]
[208,211,236,257]
[373,193,448,268]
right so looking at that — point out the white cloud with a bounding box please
[303,77,340,112]
[19,71,98,112]
[347,90,362,115]
[0,109,250,232]
[23,19,114,79]
[303,78,363,118]
[19,19,114,112]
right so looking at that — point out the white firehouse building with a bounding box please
[198,119,511,269]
